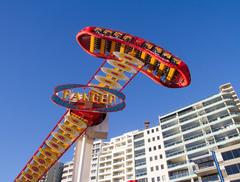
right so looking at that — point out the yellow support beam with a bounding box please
[147,57,157,72]
[159,63,165,71]
[166,68,175,81]
[90,36,95,53]
[100,39,105,54]
[141,51,147,60]
[120,44,125,53]
[110,41,116,53]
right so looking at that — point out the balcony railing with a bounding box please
[166,150,184,158]
[169,171,189,180]
[163,132,180,138]
[168,161,187,168]
[181,124,200,132]
[215,133,239,142]
[184,133,203,141]
[187,143,206,152]
[165,140,182,147]
[211,123,233,132]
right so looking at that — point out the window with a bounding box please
[148,138,151,142]
[151,167,154,171]
[161,164,164,169]
[159,154,162,159]
[134,132,144,139]
[135,149,145,157]
[156,166,159,171]
[231,180,240,182]
[135,158,146,167]
[138,178,148,182]
[147,130,150,134]
[157,176,161,182]
[222,148,240,161]
[156,128,159,132]
[158,145,161,149]
[136,168,147,177]
[149,147,152,152]
[150,157,153,161]
[154,155,157,160]
[134,139,145,148]
[157,136,160,140]
[153,146,156,150]
[202,174,219,182]
[152,177,155,182]
[225,163,240,175]
[152,129,154,133]
[152,137,155,141]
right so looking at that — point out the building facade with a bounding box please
[61,161,74,182]
[159,83,240,182]
[216,143,240,181]
[62,83,240,182]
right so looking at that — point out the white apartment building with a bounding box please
[61,161,74,182]
[88,126,168,182]
[64,83,240,182]
[95,131,137,182]
[159,83,240,182]
[90,140,104,182]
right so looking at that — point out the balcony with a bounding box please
[166,150,185,158]
[168,161,187,169]
[163,131,180,139]
[169,171,189,180]
[184,133,203,141]
[194,162,217,177]
[165,140,183,148]
[187,143,207,152]
[181,123,200,132]
[215,132,239,143]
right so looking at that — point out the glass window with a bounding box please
[156,166,159,170]
[135,149,145,157]
[152,177,155,182]
[134,132,144,139]
[153,146,156,150]
[151,167,154,171]
[225,163,240,175]
[222,148,240,161]
[158,145,161,149]
[148,138,151,142]
[150,157,153,161]
[134,139,145,148]
[161,164,164,169]
[231,180,240,182]
[154,156,157,160]
[135,158,146,167]
[157,136,160,140]
[149,147,152,152]
[136,168,147,177]
[233,149,240,158]
[160,154,162,159]
[202,174,219,182]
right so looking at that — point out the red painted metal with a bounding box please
[15,26,191,182]
[76,26,191,88]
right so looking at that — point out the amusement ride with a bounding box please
[15,26,191,182]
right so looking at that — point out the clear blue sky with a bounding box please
[1,0,240,181]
